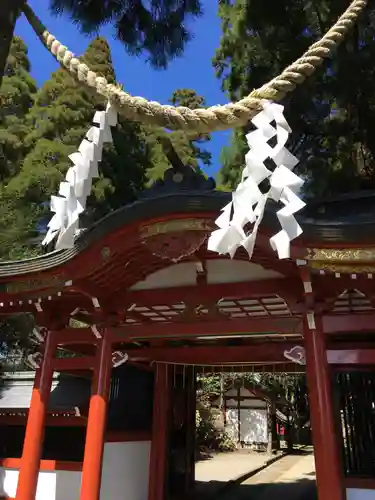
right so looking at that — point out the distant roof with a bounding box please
[0,371,90,410]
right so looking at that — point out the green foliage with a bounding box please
[145,88,211,184]
[196,374,235,452]
[218,130,247,190]
[215,0,375,197]
[0,313,36,370]
[0,190,42,261]
[0,37,209,359]
[0,38,39,260]
[3,36,151,250]
[198,371,309,444]
[49,0,203,69]
[196,409,236,453]
[0,36,36,182]
[0,38,39,362]
[198,373,221,396]
[168,88,212,167]
[0,36,152,358]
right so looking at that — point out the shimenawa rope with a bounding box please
[22,0,367,134]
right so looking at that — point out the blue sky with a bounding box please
[15,0,232,178]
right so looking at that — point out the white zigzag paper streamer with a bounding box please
[42,102,118,250]
[208,102,305,260]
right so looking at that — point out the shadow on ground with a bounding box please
[193,477,317,500]
[196,450,215,461]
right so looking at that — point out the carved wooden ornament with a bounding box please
[112,351,129,368]
[284,345,306,365]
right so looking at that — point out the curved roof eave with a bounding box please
[0,191,229,277]
[1,189,375,278]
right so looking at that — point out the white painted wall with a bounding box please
[56,471,81,500]
[239,409,268,444]
[131,259,283,290]
[0,441,150,500]
[224,408,268,444]
[0,469,63,500]
[100,441,150,500]
[347,489,375,500]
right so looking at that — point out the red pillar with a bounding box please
[304,314,344,500]
[80,333,112,500]
[148,363,170,500]
[185,367,196,493]
[15,331,56,500]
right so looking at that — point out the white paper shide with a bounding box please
[208,102,305,260]
[42,102,118,250]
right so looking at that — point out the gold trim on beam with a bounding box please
[139,218,214,239]
[307,248,375,262]
[6,275,66,293]
[310,261,375,274]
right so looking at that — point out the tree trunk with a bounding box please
[267,403,279,454]
[219,373,224,410]
[267,429,272,455]
[285,412,294,452]
[0,0,23,86]
[271,403,279,451]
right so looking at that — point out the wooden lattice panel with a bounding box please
[217,295,291,318]
[125,302,186,323]
[332,289,374,313]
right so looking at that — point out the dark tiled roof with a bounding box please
[0,372,90,409]
[0,189,374,278]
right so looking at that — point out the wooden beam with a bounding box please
[314,275,375,297]
[124,344,375,366]
[0,415,86,427]
[52,356,96,371]
[193,363,304,373]
[124,278,301,307]
[126,342,298,364]
[46,312,375,348]
[0,295,93,317]
[111,317,303,339]
[323,314,375,334]
[55,328,99,345]
[327,349,375,365]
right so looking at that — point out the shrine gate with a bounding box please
[0,165,374,500]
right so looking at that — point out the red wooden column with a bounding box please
[185,367,197,493]
[148,363,170,500]
[15,331,56,500]
[304,314,344,500]
[80,333,112,500]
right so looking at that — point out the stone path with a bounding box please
[219,448,316,500]
[195,451,274,484]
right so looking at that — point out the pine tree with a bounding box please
[214,0,375,197]
[0,38,39,361]
[0,37,38,261]
[146,89,211,183]
[0,36,36,182]
[169,89,212,167]
[0,0,23,86]
[4,37,151,248]
[49,0,202,69]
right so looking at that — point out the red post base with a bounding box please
[304,316,344,500]
[15,332,55,500]
[148,364,169,500]
[80,334,112,500]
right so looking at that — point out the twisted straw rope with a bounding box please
[22,0,367,134]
